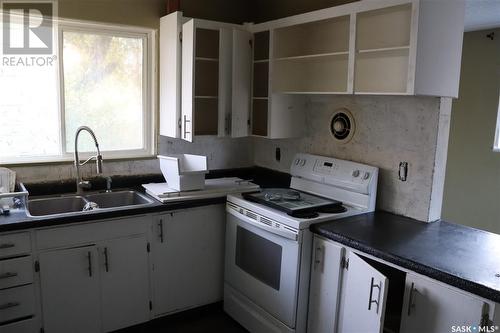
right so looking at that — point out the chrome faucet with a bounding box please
[74,126,103,194]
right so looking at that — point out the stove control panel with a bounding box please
[290,153,378,195]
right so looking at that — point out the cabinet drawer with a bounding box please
[0,317,37,333]
[0,285,35,324]
[0,233,31,259]
[0,256,34,290]
[36,215,151,249]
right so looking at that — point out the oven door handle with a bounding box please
[227,207,299,241]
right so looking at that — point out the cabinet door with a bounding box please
[100,235,150,332]
[400,273,490,333]
[39,246,101,333]
[307,237,345,333]
[181,19,196,142]
[231,29,252,138]
[338,252,388,333]
[152,205,225,316]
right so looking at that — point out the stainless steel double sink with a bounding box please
[26,190,155,218]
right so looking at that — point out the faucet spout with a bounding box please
[74,126,103,194]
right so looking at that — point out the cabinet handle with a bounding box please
[104,247,109,272]
[368,277,382,314]
[0,302,20,310]
[183,115,191,139]
[0,243,15,249]
[158,219,164,243]
[0,272,18,279]
[313,246,322,271]
[407,282,415,316]
[87,251,93,277]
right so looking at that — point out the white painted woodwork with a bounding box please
[159,12,182,138]
[0,285,35,324]
[0,317,38,333]
[399,273,493,333]
[36,215,150,250]
[231,29,252,138]
[307,237,345,333]
[152,205,225,316]
[219,27,232,137]
[338,252,389,333]
[39,246,101,333]
[100,235,150,332]
[0,256,33,289]
[0,232,31,259]
[181,19,195,142]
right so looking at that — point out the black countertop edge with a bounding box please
[0,196,227,233]
[311,212,500,304]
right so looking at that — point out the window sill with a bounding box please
[1,154,156,168]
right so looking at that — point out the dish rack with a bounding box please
[0,183,29,210]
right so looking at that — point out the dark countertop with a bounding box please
[311,211,500,303]
[0,166,290,233]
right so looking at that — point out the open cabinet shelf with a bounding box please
[354,47,410,94]
[273,15,350,58]
[273,53,349,94]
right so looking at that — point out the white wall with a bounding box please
[253,95,451,222]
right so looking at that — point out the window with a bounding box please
[0,16,156,164]
[495,91,500,152]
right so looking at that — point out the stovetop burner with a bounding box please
[317,205,348,214]
[287,211,320,219]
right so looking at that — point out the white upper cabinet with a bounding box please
[160,13,251,141]
[250,0,465,98]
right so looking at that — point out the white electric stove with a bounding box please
[224,153,379,333]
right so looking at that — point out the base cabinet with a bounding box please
[39,235,151,333]
[39,246,102,333]
[100,235,150,332]
[152,204,225,316]
[308,235,497,333]
[400,274,494,333]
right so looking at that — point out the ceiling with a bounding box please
[465,0,500,31]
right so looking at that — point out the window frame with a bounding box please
[494,90,500,152]
[0,14,157,165]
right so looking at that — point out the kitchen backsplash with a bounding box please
[253,95,450,222]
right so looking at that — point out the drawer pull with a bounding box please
[0,272,18,279]
[0,243,15,249]
[0,302,20,310]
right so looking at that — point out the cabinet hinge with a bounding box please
[149,300,153,310]
[35,260,40,272]
[341,257,349,270]
[179,31,182,43]
[249,39,253,48]
[147,242,151,253]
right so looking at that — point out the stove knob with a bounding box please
[352,170,360,178]
[300,159,306,166]
[295,159,300,165]
[363,172,370,180]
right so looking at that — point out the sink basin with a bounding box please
[26,190,155,218]
[85,191,153,208]
[27,196,88,217]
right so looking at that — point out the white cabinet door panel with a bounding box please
[307,237,345,333]
[181,19,195,142]
[152,205,225,316]
[400,273,490,333]
[39,246,101,333]
[338,252,388,333]
[100,235,150,332]
[231,29,252,138]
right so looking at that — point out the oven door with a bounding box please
[224,207,301,328]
